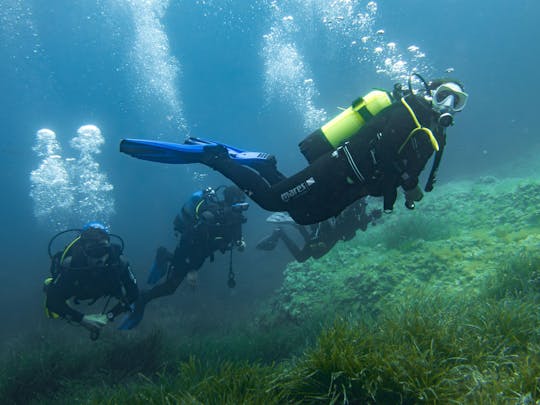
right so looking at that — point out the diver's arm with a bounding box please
[401,122,446,191]
[45,276,84,323]
[401,132,440,191]
[398,131,445,208]
[108,258,139,319]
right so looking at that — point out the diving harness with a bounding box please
[44,228,126,340]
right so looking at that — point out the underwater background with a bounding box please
[1,0,540,403]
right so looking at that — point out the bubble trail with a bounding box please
[262,1,327,133]
[29,129,74,230]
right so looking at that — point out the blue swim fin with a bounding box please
[120,138,275,167]
[120,139,207,164]
[147,247,171,285]
[121,137,285,184]
[117,297,147,330]
[184,136,247,154]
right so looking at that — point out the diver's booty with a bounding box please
[200,144,230,167]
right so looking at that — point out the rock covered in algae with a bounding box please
[271,177,540,321]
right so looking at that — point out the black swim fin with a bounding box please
[256,228,282,251]
[266,212,296,224]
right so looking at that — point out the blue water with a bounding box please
[1,0,538,338]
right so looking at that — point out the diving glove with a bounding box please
[236,238,246,251]
[81,313,108,331]
[404,185,424,210]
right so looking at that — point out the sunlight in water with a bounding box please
[261,0,434,127]
[262,1,327,133]
[121,0,188,135]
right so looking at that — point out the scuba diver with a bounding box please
[119,185,249,330]
[256,198,382,262]
[120,74,468,225]
[44,222,139,340]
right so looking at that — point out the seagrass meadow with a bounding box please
[2,175,540,404]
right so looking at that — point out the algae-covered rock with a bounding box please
[269,177,540,322]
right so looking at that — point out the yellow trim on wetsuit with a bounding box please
[43,277,60,319]
[398,97,439,154]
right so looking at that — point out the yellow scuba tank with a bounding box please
[299,89,394,163]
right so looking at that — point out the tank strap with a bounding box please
[358,105,374,122]
[398,97,439,154]
[351,95,364,110]
[351,96,374,122]
[352,91,393,123]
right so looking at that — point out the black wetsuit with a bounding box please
[206,95,446,225]
[143,194,246,302]
[277,200,381,262]
[45,244,139,323]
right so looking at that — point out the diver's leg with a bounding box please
[203,145,287,211]
[141,237,200,303]
[295,225,312,242]
[278,228,310,262]
[253,161,286,185]
[204,144,369,224]
[142,269,186,303]
[118,255,187,330]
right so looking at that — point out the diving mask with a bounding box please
[83,240,110,266]
[431,82,468,114]
[84,241,110,259]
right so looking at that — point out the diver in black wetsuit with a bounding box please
[119,185,248,329]
[44,222,138,339]
[198,77,467,225]
[144,185,247,301]
[257,198,382,262]
[120,75,468,226]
